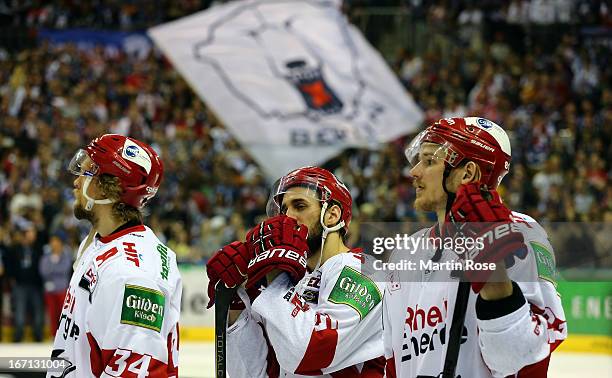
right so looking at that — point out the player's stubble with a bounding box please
[306,221,323,256]
[73,198,96,223]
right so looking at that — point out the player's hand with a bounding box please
[445,183,527,293]
[206,241,250,308]
[245,215,309,287]
[245,214,311,256]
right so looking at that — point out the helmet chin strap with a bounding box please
[314,201,345,271]
[295,201,345,298]
[442,166,455,215]
[82,176,114,211]
[431,166,455,263]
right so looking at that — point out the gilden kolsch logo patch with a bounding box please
[121,285,165,332]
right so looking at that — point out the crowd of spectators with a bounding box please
[2,0,212,30]
[3,1,611,30]
[0,0,610,340]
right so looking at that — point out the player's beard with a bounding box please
[306,221,323,256]
[73,201,95,223]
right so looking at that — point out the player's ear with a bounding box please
[461,161,481,184]
[324,203,342,227]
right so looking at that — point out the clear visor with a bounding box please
[404,131,463,168]
[68,149,99,177]
[266,175,330,217]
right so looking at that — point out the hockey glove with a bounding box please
[206,241,252,309]
[245,215,309,287]
[445,183,527,293]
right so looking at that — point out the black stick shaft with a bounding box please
[442,280,471,378]
[215,284,237,378]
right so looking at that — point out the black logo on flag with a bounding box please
[285,59,343,115]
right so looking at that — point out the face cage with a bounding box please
[405,131,464,169]
[266,175,332,218]
[68,149,99,177]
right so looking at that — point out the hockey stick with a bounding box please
[442,188,494,378]
[215,284,237,378]
[441,280,470,378]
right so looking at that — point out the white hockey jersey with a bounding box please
[47,224,182,378]
[227,249,386,377]
[383,212,567,378]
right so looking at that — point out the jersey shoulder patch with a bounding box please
[328,265,382,319]
[510,212,559,285]
[529,241,558,286]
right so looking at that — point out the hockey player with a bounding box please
[206,166,386,377]
[49,134,181,377]
[383,117,567,377]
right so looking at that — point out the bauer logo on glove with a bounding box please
[248,248,307,269]
[445,182,527,292]
[244,214,310,287]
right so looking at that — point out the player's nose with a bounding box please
[409,162,421,178]
[284,208,300,223]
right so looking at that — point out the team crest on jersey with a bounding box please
[300,271,322,303]
[78,265,99,303]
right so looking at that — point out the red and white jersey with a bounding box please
[227,249,386,377]
[383,212,567,378]
[48,224,182,378]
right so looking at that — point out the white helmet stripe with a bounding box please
[464,117,511,156]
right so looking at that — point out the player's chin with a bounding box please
[414,197,433,212]
[73,202,88,220]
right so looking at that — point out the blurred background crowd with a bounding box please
[0,0,610,340]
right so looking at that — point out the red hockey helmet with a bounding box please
[267,166,352,234]
[405,117,511,188]
[69,134,163,209]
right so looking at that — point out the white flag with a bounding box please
[149,0,423,179]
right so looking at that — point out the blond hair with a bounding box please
[98,174,143,223]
